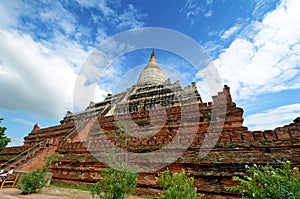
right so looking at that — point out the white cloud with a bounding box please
[76,0,145,31]
[0,1,21,29]
[196,81,212,102]
[244,104,300,130]
[181,0,214,24]
[210,0,300,100]
[0,30,108,119]
[38,2,77,35]
[7,137,24,147]
[116,4,146,30]
[203,10,213,18]
[12,118,34,126]
[202,40,223,58]
[220,24,242,40]
[252,0,279,19]
[197,62,224,101]
[75,0,99,8]
[73,74,108,111]
[0,30,76,118]
[0,0,148,120]
[42,33,89,69]
[206,0,214,5]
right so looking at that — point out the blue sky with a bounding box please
[0,0,299,146]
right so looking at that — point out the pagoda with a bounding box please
[0,50,299,198]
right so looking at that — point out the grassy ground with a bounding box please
[0,185,144,199]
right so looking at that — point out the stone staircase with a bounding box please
[0,139,49,172]
[17,145,58,172]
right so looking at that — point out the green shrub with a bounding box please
[21,168,47,194]
[20,154,59,194]
[226,161,300,199]
[157,169,200,199]
[43,153,61,170]
[91,163,138,199]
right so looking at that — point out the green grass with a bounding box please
[52,182,152,198]
[52,182,93,191]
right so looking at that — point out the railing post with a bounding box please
[26,148,30,159]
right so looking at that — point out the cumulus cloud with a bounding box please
[252,0,280,19]
[42,33,89,69]
[0,1,21,29]
[0,30,76,118]
[0,29,110,119]
[0,0,147,120]
[73,74,108,111]
[210,0,300,101]
[244,104,300,130]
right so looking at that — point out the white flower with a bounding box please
[286,160,291,164]
[245,165,249,169]
[270,171,275,176]
[253,164,257,167]
[293,167,299,172]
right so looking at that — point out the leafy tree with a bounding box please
[226,162,300,199]
[0,118,11,148]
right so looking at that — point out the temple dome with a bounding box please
[137,50,166,85]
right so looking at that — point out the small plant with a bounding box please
[91,149,138,199]
[157,169,200,199]
[21,154,60,194]
[43,153,61,170]
[91,164,137,199]
[21,168,47,194]
[225,161,300,199]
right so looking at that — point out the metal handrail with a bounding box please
[0,139,47,170]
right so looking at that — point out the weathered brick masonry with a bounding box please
[1,51,299,198]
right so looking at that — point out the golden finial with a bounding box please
[149,48,157,63]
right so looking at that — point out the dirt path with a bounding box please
[0,186,143,199]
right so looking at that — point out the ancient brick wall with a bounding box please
[0,146,27,164]
[49,116,299,198]
[23,122,74,147]
[3,85,298,198]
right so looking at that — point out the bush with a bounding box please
[91,163,138,199]
[226,161,300,199]
[21,168,47,194]
[20,154,59,194]
[157,169,200,199]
